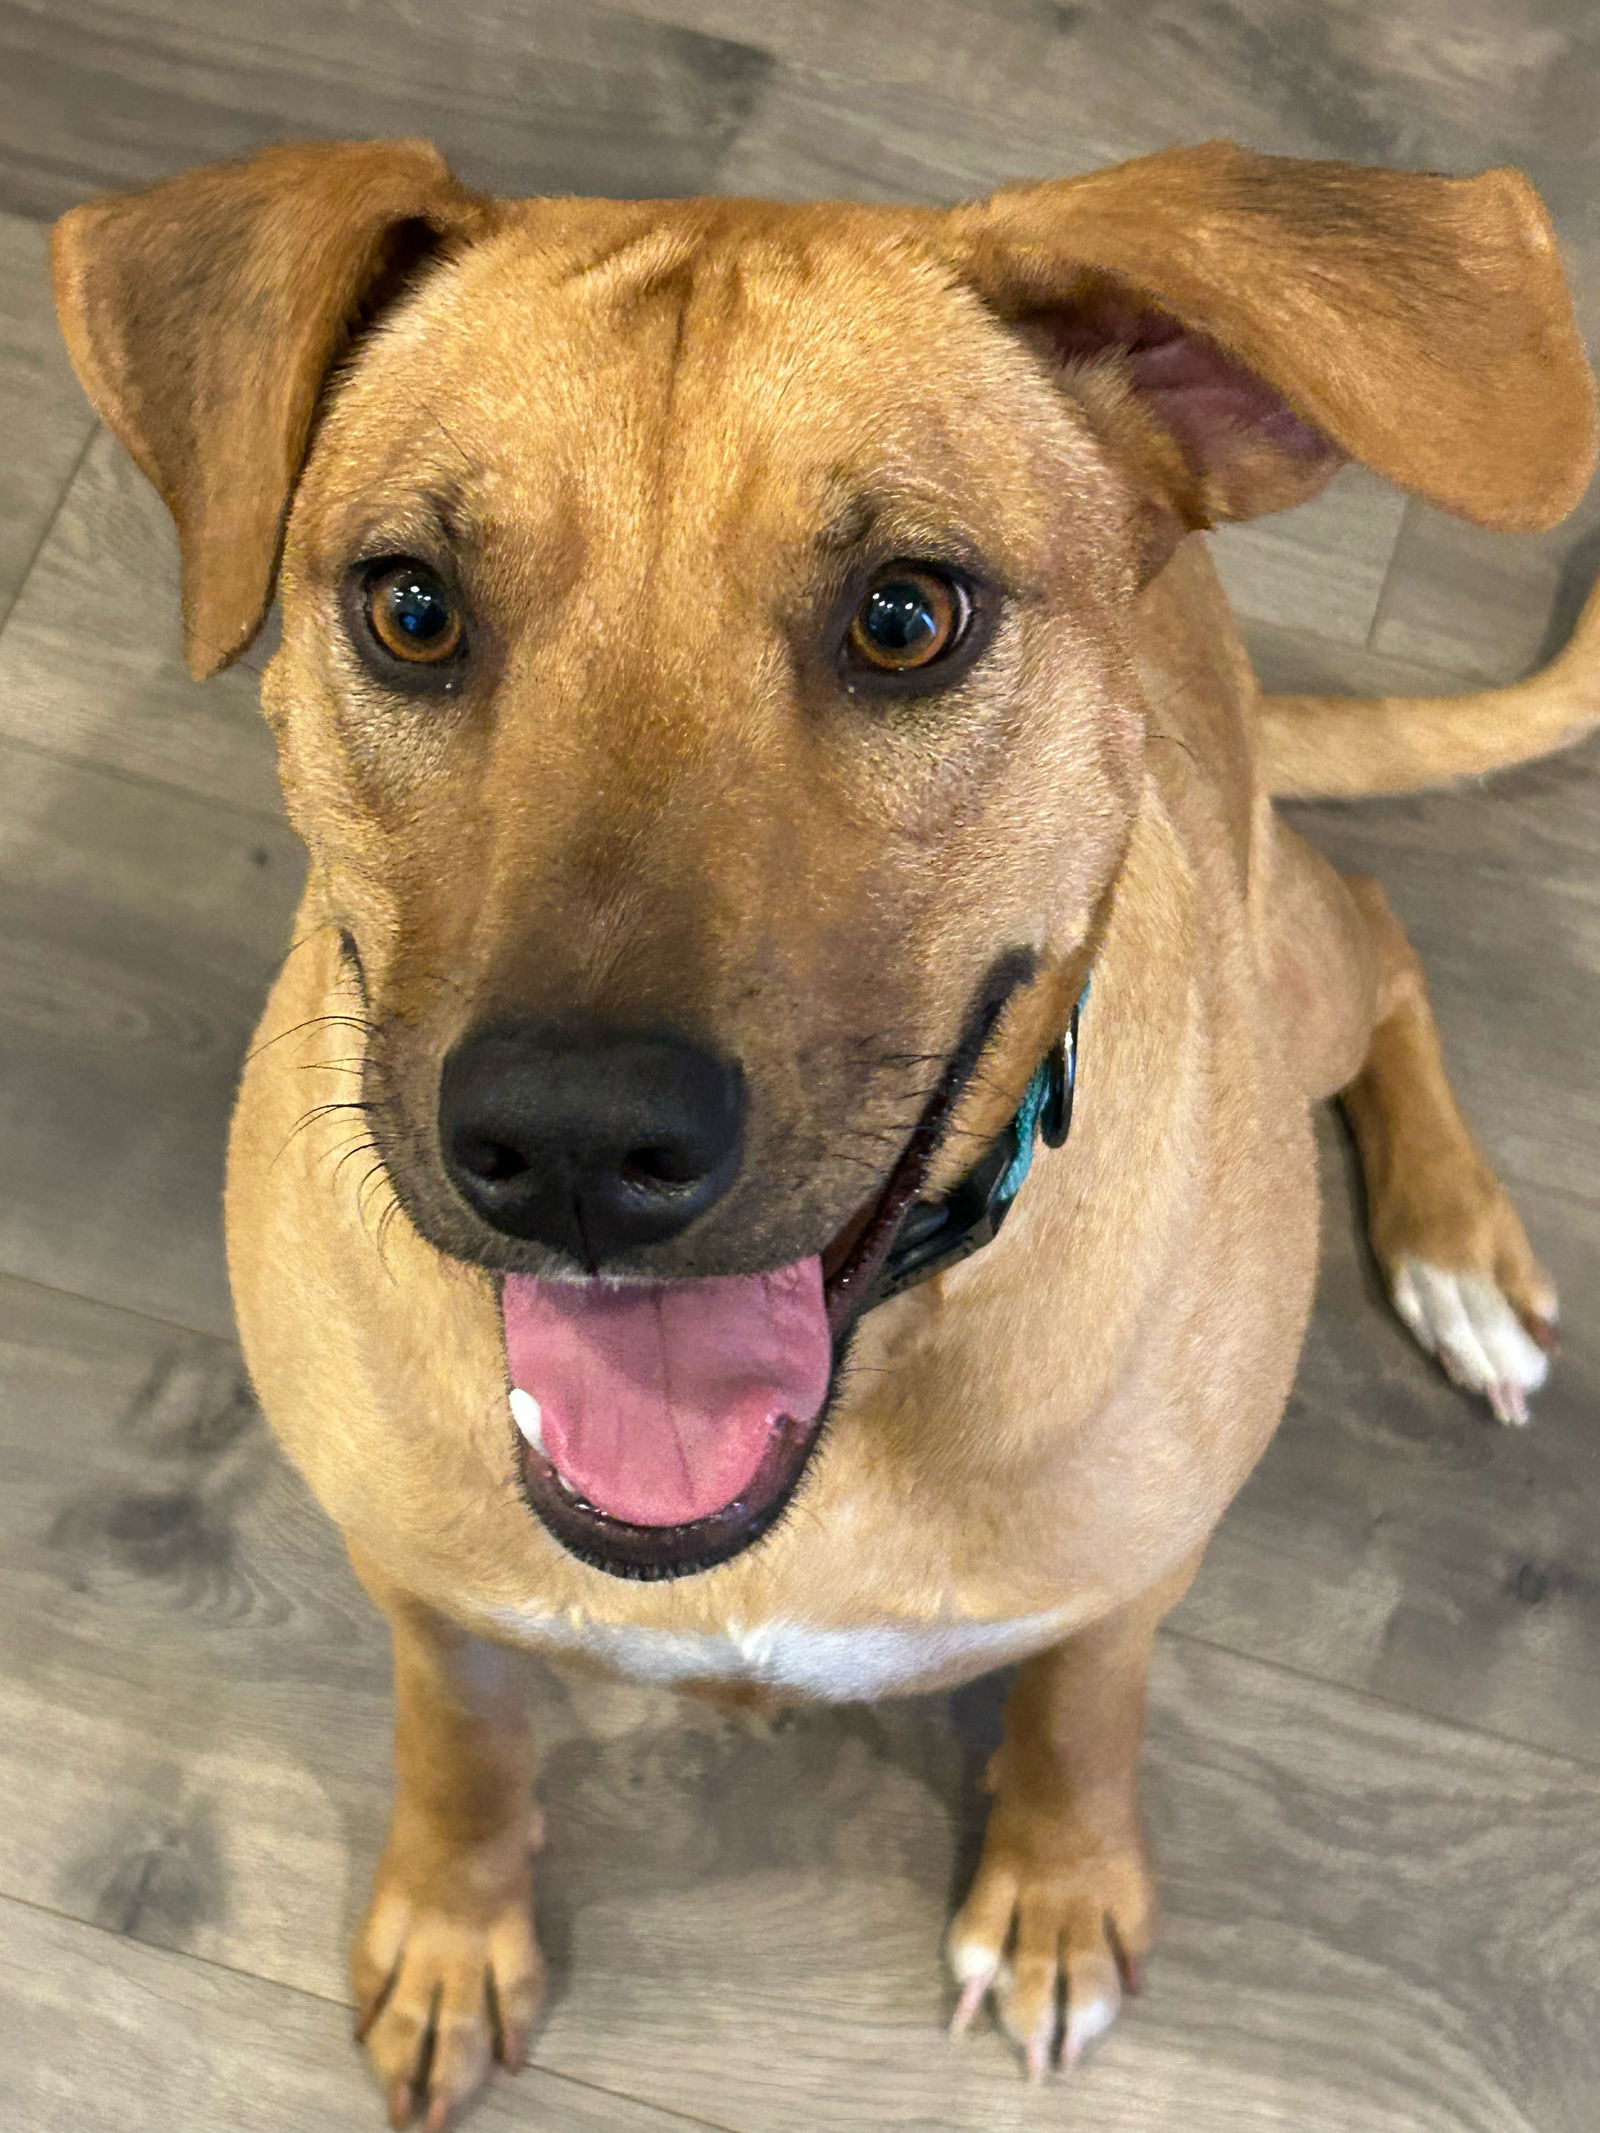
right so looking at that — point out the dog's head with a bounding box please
[54,139,1593,1576]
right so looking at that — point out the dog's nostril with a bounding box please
[619,1143,704,1193]
[456,1135,529,1186]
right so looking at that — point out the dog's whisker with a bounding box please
[288,1098,376,1138]
[322,1138,381,1186]
[373,1194,408,1283]
[247,1010,378,1066]
[352,1160,395,1249]
[281,918,343,960]
[269,1098,375,1171]
[329,1135,385,1189]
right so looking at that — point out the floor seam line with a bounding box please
[0,1264,235,1345]
[1362,492,1416,652]
[0,1885,741,2132]
[1162,1620,1600,1779]
[0,422,98,643]
[0,722,292,834]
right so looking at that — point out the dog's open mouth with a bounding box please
[506,984,1010,1581]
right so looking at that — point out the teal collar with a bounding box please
[866,984,1086,1311]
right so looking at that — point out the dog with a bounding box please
[52,135,1598,2129]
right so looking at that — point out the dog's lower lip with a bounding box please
[515,1405,822,1581]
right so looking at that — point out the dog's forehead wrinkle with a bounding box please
[547,216,703,292]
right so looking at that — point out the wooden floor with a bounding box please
[3,4,1599,2128]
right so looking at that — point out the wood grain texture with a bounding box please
[698,0,1600,254]
[1241,617,1461,697]
[0,740,303,1333]
[522,1638,1600,2133]
[1278,744,1600,1215]
[0,0,773,221]
[0,209,95,615]
[0,1278,431,2055]
[0,1894,723,2133]
[0,427,283,813]
[1210,466,1409,647]
[1371,480,1600,682]
[1183,1121,1600,1765]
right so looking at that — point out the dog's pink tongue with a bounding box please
[502,1259,831,1528]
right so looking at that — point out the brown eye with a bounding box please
[364,562,463,664]
[846,566,969,674]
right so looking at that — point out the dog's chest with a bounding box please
[485,1598,1081,1700]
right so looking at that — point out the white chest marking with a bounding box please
[486,1600,1081,1700]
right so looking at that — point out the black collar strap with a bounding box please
[864,983,1086,1314]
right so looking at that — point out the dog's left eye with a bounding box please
[361,561,464,665]
[843,564,973,682]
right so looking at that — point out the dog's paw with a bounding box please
[946,1826,1151,2080]
[352,1866,544,2131]
[1390,1255,1556,1427]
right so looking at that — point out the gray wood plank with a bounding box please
[700,0,1600,253]
[709,17,1132,208]
[1210,467,1409,648]
[0,740,303,1333]
[1276,739,1600,1216]
[0,427,283,814]
[0,0,774,222]
[0,1274,398,1993]
[1371,480,1600,684]
[1183,1124,1600,1766]
[1241,616,1463,698]
[0,209,95,614]
[525,1638,1600,2133]
[1,1277,1598,2133]
[0,1893,723,2133]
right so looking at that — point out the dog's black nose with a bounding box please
[439,1024,745,1262]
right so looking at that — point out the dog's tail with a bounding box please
[1258,571,1600,800]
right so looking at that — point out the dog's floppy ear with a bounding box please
[52,138,493,677]
[947,141,1596,544]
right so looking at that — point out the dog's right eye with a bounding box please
[360,560,465,666]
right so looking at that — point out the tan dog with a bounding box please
[53,137,1598,2129]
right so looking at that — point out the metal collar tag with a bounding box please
[867,987,1084,1313]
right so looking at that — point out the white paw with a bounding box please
[1390,1258,1551,1426]
[947,1923,1128,2078]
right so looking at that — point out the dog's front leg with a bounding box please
[349,1549,545,2132]
[947,1562,1197,2080]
